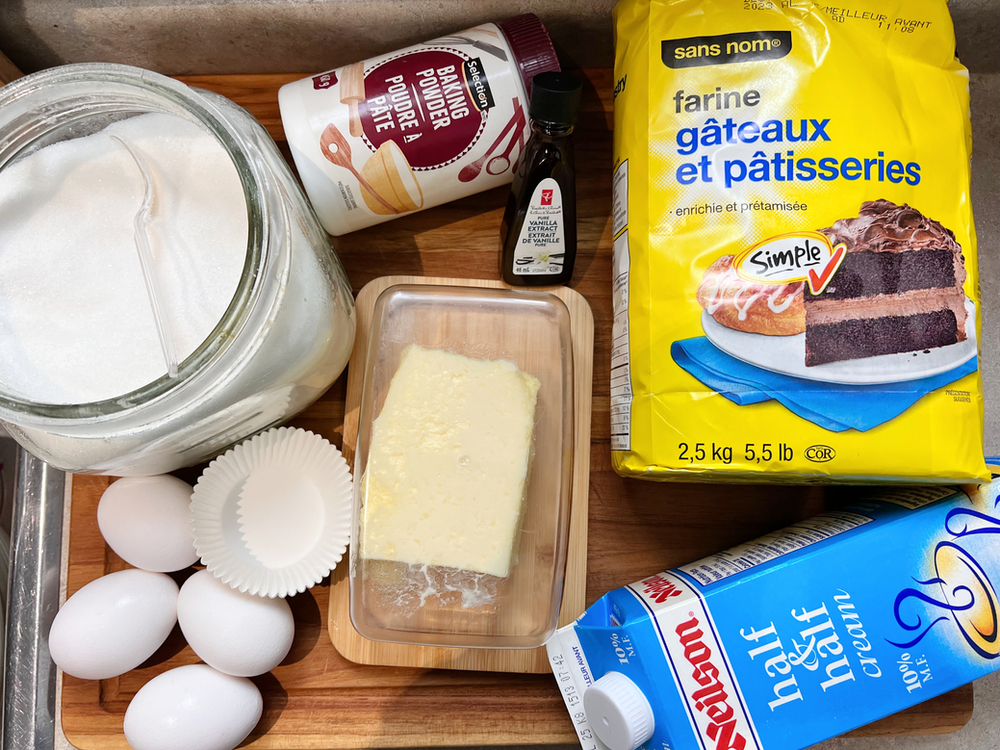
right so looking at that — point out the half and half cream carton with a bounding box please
[547,467,1000,750]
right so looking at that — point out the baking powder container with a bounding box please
[278,14,559,236]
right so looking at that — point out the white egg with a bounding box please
[124,664,263,750]
[97,475,199,573]
[177,569,294,677]
[49,569,178,680]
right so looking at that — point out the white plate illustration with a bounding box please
[701,298,977,385]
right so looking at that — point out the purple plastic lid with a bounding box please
[497,14,561,97]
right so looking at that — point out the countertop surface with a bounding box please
[0,0,997,75]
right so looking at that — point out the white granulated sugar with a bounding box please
[0,112,248,404]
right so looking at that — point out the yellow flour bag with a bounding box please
[612,0,986,483]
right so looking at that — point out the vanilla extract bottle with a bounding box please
[500,72,582,286]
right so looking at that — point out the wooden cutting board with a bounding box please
[329,275,593,672]
[59,69,973,749]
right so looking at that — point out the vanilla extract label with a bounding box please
[513,178,566,276]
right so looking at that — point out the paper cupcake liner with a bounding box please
[191,426,353,598]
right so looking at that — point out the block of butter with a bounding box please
[360,344,541,578]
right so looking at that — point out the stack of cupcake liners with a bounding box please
[192,427,353,598]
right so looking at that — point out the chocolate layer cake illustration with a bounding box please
[805,199,967,367]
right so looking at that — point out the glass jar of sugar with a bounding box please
[0,64,356,475]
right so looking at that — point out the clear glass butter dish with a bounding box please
[350,284,574,649]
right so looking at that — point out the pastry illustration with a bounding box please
[805,199,967,366]
[697,255,805,336]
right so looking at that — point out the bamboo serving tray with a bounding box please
[59,69,972,749]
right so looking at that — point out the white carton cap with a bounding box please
[583,671,655,750]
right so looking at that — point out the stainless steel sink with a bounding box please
[2,447,64,750]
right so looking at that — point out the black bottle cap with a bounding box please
[528,72,582,127]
